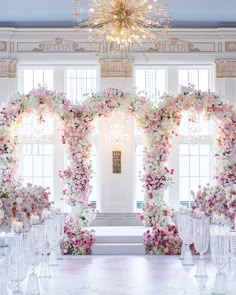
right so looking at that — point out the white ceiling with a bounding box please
[0,0,236,28]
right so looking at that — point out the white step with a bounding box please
[95,235,143,244]
[92,243,146,255]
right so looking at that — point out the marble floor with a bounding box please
[19,255,236,295]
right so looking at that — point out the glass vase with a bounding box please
[193,217,209,277]
[0,243,9,295]
[179,213,194,266]
[210,223,230,295]
[176,212,186,260]
[27,223,44,295]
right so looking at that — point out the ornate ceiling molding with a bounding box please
[0,60,17,78]
[100,59,133,78]
[0,41,7,52]
[216,60,236,78]
[31,37,87,53]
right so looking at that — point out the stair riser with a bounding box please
[95,236,143,244]
[92,245,145,255]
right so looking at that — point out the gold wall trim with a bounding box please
[100,59,133,78]
[0,60,17,78]
[216,60,236,78]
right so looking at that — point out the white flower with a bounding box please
[16,197,23,204]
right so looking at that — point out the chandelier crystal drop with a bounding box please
[74,0,171,52]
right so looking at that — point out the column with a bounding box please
[215,60,236,105]
[98,59,135,212]
[0,59,18,104]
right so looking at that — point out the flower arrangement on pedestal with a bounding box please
[60,214,95,255]
[144,224,182,255]
[0,182,51,232]
[192,184,236,223]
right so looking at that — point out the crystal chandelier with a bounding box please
[74,0,171,52]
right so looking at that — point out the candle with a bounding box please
[31,214,39,225]
[12,220,23,233]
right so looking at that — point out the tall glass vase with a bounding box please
[193,217,209,277]
[0,243,9,295]
[27,223,44,295]
[9,231,29,294]
[179,213,194,266]
[210,223,230,295]
[176,212,186,260]
[39,218,52,278]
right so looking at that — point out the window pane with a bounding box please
[189,156,199,176]
[18,113,56,201]
[179,70,188,87]
[189,70,198,88]
[22,68,54,94]
[199,70,209,91]
[179,144,189,155]
[200,144,209,155]
[190,144,199,155]
[66,68,97,103]
[22,155,33,176]
[179,178,190,201]
[200,156,210,176]
[44,156,53,176]
[135,68,166,103]
[189,178,200,198]
[179,155,189,176]
[33,156,43,176]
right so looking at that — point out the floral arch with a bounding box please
[1,86,236,231]
[59,88,174,227]
[0,87,70,184]
[0,87,71,231]
[158,86,236,189]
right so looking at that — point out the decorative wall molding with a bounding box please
[216,60,236,78]
[100,59,133,78]
[17,37,94,53]
[225,42,236,52]
[140,38,215,53]
[0,60,17,78]
[1,28,236,62]
[0,41,7,52]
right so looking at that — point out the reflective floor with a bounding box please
[20,255,236,295]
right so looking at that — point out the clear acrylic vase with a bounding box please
[213,272,227,295]
[39,256,51,278]
[26,268,40,295]
[49,247,59,267]
[195,255,207,277]
[183,246,194,266]
[179,243,186,260]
